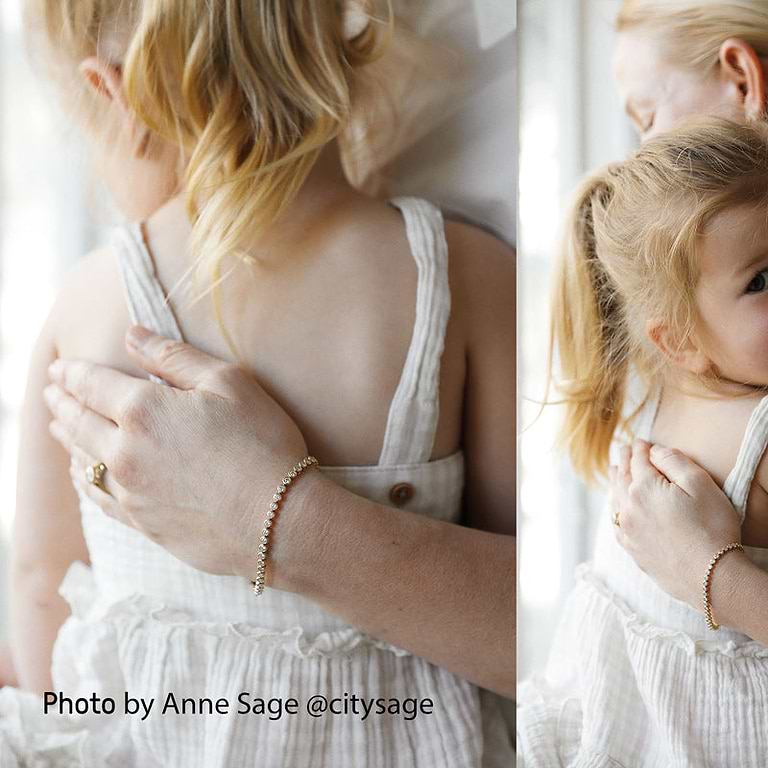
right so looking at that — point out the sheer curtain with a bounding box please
[0,4,96,637]
[518,0,636,679]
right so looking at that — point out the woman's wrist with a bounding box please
[701,543,745,630]
[234,466,339,594]
[705,548,756,630]
[676,533,741,610]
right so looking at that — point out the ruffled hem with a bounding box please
[0,562,500,768]
[59,560,411,660]
[517,564,768,767]
[0,687,134,768]
[575,563,768,659]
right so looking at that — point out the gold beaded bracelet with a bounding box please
[702,542,744,631]
[251,456,319,596]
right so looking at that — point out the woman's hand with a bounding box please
[610,440,742,609]
[45,325,310,581]
[44,325,516,695]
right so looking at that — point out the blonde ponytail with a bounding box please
[552,170,631,482]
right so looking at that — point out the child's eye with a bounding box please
[746,270,768,294]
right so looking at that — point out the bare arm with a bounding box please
[46,327,516,697]
[44,223,517,696]
[269,472,515,694]
[10,314,89,693]
[707,550,768,643]
[455,225,516,536]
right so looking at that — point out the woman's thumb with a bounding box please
[125,326,228,391]
[649,444,709,495]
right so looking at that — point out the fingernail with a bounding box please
[650,444,664,456]
[126,325,152,349]
[48,360,63,381]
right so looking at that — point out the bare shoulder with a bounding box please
[443,219,516,339]
[47,245,135,370]
[657,393,764,487]
[674,392,768,546]
[444,219,515,280]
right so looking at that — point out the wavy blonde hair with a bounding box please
[551,118,768,482]
[25,0,391,334]
[618,1,768,71]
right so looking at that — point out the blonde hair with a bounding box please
[552,117,768,482]
[25,0,391,324]
[618,0,768,72]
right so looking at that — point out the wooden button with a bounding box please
[389,482,415,506]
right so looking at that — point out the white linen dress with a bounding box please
[0,197,514,767]
[517,393,768,767]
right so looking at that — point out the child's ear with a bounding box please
[79,56,153,159]
[718,38,767,120]
[78,57,129,110]
[646,320,711,375]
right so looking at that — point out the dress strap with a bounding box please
[378,197,451,466]
[723,395,768,522]
[112,223,184,385]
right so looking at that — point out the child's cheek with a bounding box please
[745,310,768,376]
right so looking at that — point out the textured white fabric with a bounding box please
[723,396,768,522]
[379,198,450,465]
[0,197,514,766]
[517,392,768,767]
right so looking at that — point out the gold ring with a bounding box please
[85,462,108,493]
[612,511,621,527]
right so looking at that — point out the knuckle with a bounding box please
[684,466,706,487]
[121,401,149,433]
[655,446,678,462]
[212,363,245,393]
[626,481,643,504]
[109,440,141,488]
[120,389,155,434]
[156,339,189,369]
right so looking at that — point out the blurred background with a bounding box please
[0,4,98,639]
[517,0,636,679]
